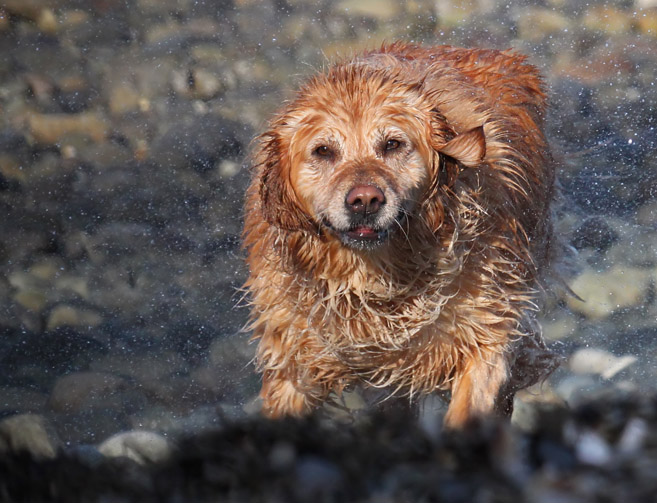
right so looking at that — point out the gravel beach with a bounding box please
[1,0,657,500]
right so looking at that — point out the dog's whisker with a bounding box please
[392,214,414,251]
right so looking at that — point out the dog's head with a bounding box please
[254,61,486,250]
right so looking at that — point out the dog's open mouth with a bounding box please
[322,219,388,249]
[340,225,388,249]
[345,225,386,241]
[322,212,411,250]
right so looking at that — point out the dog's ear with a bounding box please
[437,125,486,167]
[257,133,314,232]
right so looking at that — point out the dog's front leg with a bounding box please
[259,369,320,418]
[443,349,509,428]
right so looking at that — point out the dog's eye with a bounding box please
[313,145,333,157]
[384,139,402,151]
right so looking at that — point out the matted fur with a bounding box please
[243,43,558,427]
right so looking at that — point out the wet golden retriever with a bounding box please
[243,43,558,428]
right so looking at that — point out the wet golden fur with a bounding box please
[243,43,558,427]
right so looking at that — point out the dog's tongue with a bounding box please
[350,226,379,239]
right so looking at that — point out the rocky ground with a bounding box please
[0,0,657,499]
[3,391,657,502]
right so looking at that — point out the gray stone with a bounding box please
[48,371,128,413]
[569,348,637,379]
[98,430,172,464]
[0,413,60,459]
[567,266,652,320]
[0,386,48,414]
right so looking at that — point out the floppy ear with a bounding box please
[437,125,486,167]
[257,133,315,232]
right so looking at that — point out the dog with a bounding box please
[243,43,558,428]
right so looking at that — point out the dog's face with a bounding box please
[290,84,435,250]
[257,64,486,250]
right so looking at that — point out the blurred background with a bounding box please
[0,0,656,451]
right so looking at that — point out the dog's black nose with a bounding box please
[345,185,385,215]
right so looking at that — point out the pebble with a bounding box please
[515,8,571,42]
[58,9,90,30]
[0,386,48,414]
[23,73,55,104]
[566,266,652,320]
[149,114,245,173]
[569,348,637,379]
[91,353,188,385]
[2,0,43,20]
[606,232,657,268]
[570,217,619,252]
[295,456,344,496]
[435,1,483,25]
[617,417,648,454]
[8,262,95,317]
[636,201,657,227]
[27,112,108,145]
[108,83,143,116]
[636,9,657,37]
[218,159,240,178]
[269,440,296,471]
[98,430,172,464]
[0,161,23,190]
[418,394,446,439]
[574,430,613,466]
[54,274,90,299]
[51,407,133,446]
[554,375,602,405]
[335,0,399,20]
[0,414,60,459]
[513,384,565,432]
[13,288,48,312]
[2,328,107,387]
[171,68,224,100]
[541,315,579,341]
[0,9,8,32]
[66,444,106,468]
[46,304,103,330]
[48,372,128,413]
[130,404,227,435]
[144,18,220,48]
[583,6,632,35]
[140,374,215,411]
[36,9,58,34]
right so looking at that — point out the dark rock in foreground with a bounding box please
[2,391,657,503]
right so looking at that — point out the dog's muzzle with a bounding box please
[336,184,389,248]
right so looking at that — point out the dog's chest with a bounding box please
[310,280,451,351]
